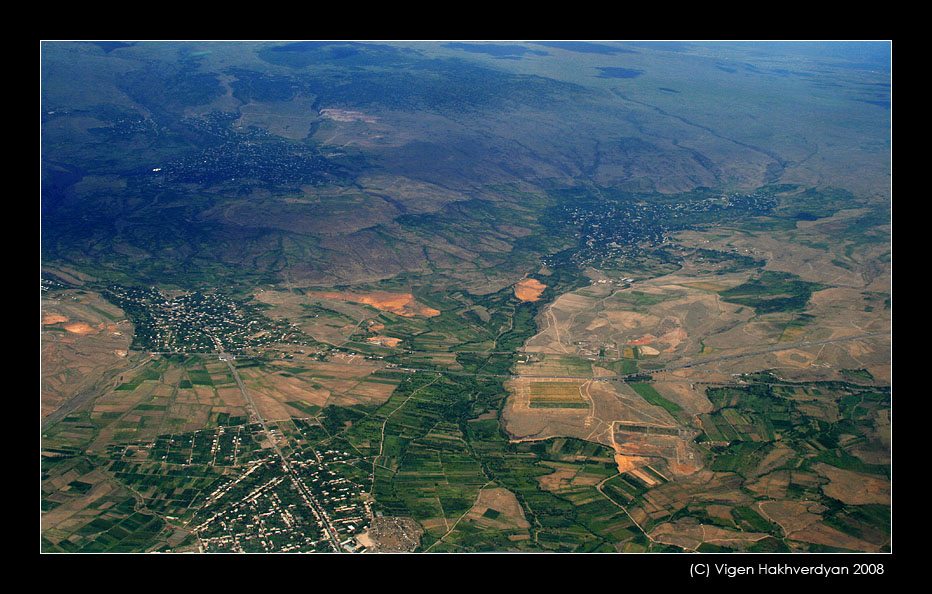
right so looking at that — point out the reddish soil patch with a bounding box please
[308,291,439,317]
[514,278,547,302]
[64,323,97,335]
[42,314,69,325]
[366,336,402,347]
[613,454,651,474]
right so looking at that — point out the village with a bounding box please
[102,285,312,355]
[184,439,373,553]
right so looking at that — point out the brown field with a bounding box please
[63,322,98,335]
[525,289,608,355]
[645,377,715,417]
[515,353,594,377]
[627,335,654,346]
[748,444,798,478]
[613,424,703,477]
[756,499,885,552]
[366,336,402,347]
[504,368,702,476]
[624,469,755,534]
[216,387,247,407]
[649,518,770,551]
[50,352,261,452]
[248,388,300,422]
[527,381,588,407]
[255,287,440,349]
[241,358,400,418]
[672,229,890,381]
[786,522,885,552]
[507,377,590,414]
[679,281,736,293]
[537,461,608,505]
[524,275,744,362]
[745,470,795,500]
[306,290,440,317]
[514,277,547,302]
[537,464,580,492]
[813,463,890,506]
[524,245,889,384]
[254,289,368,345]
[41,289,136,419]
[505,215,889,496]
[458,487,531,536]
[613,455,652,474]
[41,469,122,532]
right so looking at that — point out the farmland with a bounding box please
[41,41,890,555]
[41,171,892,553]
[41,174,892,553]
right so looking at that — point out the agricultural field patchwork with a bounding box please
[42,40,890,555]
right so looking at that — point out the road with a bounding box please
[221,355,344,552]
[149,330,890,385]
[54,329,885,439]
[40,354,150,433]
[641,331,891,375]
[317,330,892,383]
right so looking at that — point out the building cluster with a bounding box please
[193,445,372,553]
[103,285,306,355]
[545,191,776,270]
[158,110,343,188]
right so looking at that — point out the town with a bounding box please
[193,446,373,553]
[545,189,777,270]
[102,285,312,355]
[108,422,374,553]
[158,110,345,188]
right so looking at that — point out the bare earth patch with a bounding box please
[464,487,530,532]
[514,278,547,302]
[41,290,134,419]
[319,108,378,123]
[813,463,890,505]
[650,518,769,551]
[366,336,402,347]
[306,291,440,317]
[759,499,885,551]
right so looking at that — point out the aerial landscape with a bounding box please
[40,40,891,556]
